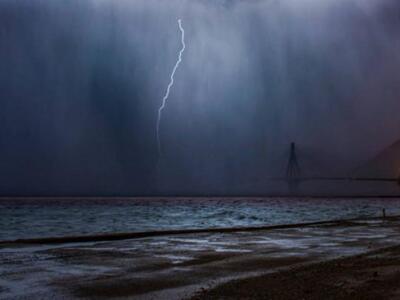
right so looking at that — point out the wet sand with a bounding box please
[191,244,400,300]
[1,216,400,299]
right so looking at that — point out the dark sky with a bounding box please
[0,0,400,195]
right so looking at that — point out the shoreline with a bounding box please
[2,215,400,299]
[2,215,398,245]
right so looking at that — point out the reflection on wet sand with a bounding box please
[1,217,400,299]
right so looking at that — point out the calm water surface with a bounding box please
[1,197,400,241]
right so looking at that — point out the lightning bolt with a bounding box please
[157,19,186,156]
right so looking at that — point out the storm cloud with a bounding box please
[0,0,399,195]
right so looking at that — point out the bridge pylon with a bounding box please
[286,142,301,192]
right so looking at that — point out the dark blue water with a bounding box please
[1,197,400,241]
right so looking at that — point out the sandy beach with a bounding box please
[191,244,400,300]
[0,216,399,299]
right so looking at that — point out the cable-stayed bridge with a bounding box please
[272,142,400,192]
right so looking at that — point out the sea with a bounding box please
[1,197,400,241]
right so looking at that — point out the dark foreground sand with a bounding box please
[191,244,400,300]
[2,217,400,299]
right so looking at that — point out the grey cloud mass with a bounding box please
[0,0,399,195]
